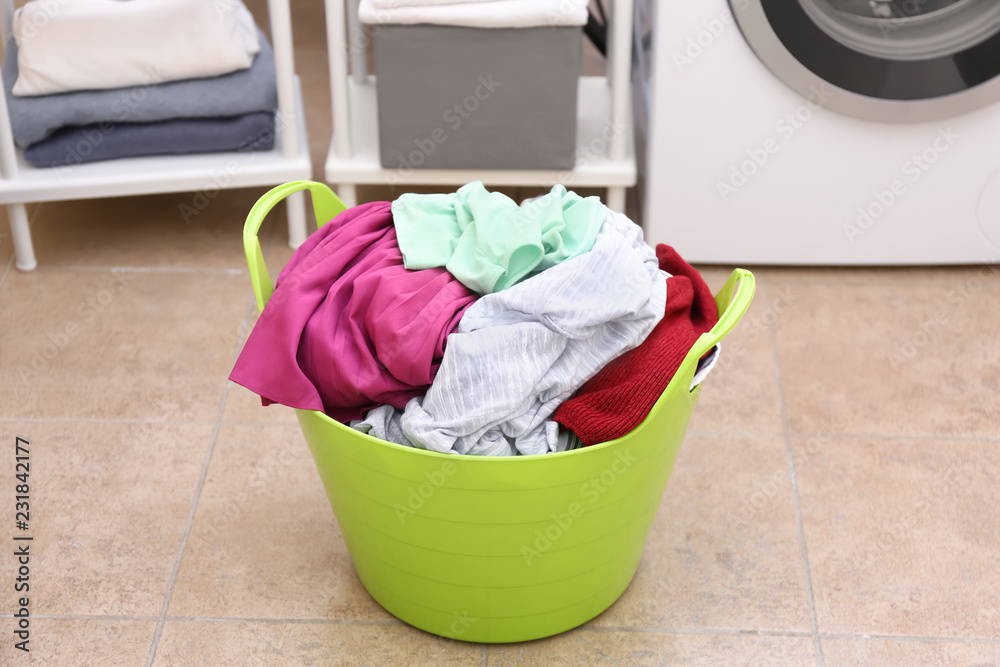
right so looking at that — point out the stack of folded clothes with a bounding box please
[4,0,278,168]
[231,182,721,457]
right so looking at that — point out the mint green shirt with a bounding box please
[391,181,606,294]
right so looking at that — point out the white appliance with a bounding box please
[639,0,1000,265]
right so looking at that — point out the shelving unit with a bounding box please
[324,0,636,212]
[0,0,311,272]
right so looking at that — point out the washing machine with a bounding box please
[639,0,1000,264]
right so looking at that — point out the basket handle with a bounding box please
[676,268,756,390]
[243,181,348,313]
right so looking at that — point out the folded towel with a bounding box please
[359,0,589,28]
[12,0,261,96]
[2,30,278,148]
[24,112,275,168]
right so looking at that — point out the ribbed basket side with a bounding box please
[295,381,702,643]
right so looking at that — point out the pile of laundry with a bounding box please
[4,0,277,167]
[230,182,719,456]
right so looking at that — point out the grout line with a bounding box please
[217,419,300,427]
[480,644,488,666]
[143,297,259,667]
[0,417,218,425]
[163,616,403,626]
[790,431,1000,444]
[687,429,785,438]
[818,633,1000,645]
[30,614,160,622]
[38,265,247,275]
[687,429,1000,444]
[761,274,825,667]
[585,626,814,638]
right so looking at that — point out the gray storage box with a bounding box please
[372,24,581,170]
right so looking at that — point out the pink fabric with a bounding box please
[230,201,477,421]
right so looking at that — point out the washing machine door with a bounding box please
[731,0,1000,120]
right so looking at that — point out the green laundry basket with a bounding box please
[242,181,756,644]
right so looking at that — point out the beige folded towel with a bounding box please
[13,0,261,97]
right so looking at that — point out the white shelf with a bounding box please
[323,0,635,210]
[0,0,312,271]
[325,76,636,188]
[0,79,311,205]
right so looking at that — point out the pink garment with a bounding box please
[230,201,477,421]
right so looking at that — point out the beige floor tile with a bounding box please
[0,269,250,421]
[689,268,785,434]
[591,434,811,632]
[0,619,155,666]
[771,267,1000,438]
[24,189,268,270]
[0,422,210,616]
[222,382,300,425]
[794,437,1000,638]
[488,629,815,666]
[152,621,480,666]
[169,423,392,621]
[821,638,1000,666]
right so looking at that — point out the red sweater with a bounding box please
[552,245,718,445]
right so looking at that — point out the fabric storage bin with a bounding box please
[240,182,756,643]
[371,24,581,170]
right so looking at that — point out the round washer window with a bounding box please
[732,0,1000,120]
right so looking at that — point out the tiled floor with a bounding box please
[2,3,1000,667]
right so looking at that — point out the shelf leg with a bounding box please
[335,183,357,208]
[606,186,626,214]
[286,190,308,249]
[8,203,37,272]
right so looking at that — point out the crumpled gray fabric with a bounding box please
[350,404,583,455]
[399,209,667,456]
[351,404,516,456]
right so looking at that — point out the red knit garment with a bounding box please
[552,244,719,445]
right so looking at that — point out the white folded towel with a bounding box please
[12,0,261,97]
[359,0,589,28]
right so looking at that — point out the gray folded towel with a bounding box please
[24,111,275,168]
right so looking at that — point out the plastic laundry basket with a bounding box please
[242,181,756,643]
